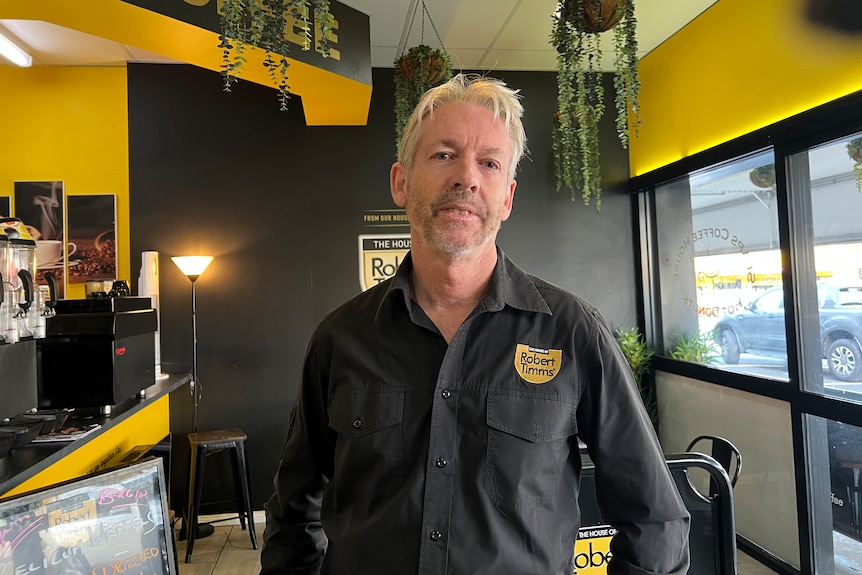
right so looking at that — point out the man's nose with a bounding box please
[451,159,480,192]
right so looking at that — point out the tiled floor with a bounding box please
[175,515,780,575]
[176,519,262,575]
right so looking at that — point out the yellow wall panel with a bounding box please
[2,395,170,498]
[0,66,130,300]
[632,0,862,176]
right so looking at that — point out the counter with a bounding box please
[0,373,191,499]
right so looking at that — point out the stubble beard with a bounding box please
[407,188,501,257]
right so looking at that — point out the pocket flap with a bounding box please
[487,393,577,443]
[329,391,404,437]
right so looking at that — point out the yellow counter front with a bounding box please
[0,373,190,499]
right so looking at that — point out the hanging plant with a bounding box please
[749,164,776,189]
[847,137,862,192]
[393,1,453,154]
[219,0,335,111]
[551,0,639,209]
[394,44,453,149]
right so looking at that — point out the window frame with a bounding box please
[631,89,862,575]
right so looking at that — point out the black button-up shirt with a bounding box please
[261,248,690,575]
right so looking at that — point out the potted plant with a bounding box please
[394,44,453,151]
[847,137,862,192]
[615,326,658,432]
[670,330,717,365]
[551,0,639,209]
[219,0,335,110]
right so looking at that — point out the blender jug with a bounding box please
[0,228,12,344]
[0,218,37,339]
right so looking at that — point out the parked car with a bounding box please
[714,286,862,382]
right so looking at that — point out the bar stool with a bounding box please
[180,428,258,562]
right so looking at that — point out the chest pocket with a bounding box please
[485,392,578,509]
[328,390,406,491]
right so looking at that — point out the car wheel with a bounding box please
[827,338,862,382]
[719,329,740,365]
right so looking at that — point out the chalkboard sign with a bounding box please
[0,458,176,575]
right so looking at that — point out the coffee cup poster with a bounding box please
[13,182,116,297]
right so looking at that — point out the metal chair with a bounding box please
[686,435,743,496]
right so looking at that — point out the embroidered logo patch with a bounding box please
[513,344,562,384]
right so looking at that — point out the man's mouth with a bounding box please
[443,208,472,216]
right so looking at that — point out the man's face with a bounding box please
[391,102,516,257]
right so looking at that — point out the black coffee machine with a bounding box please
[37,290,157,411]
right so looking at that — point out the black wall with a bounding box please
[128,64,636,511]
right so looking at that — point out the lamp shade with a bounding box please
[171,256,213,280]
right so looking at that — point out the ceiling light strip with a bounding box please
[0,28,32,67]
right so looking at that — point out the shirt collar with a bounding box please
[375,246,552,322]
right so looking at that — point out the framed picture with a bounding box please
[0,196,10,217]
[14,181,67,298]
[67,195,117,284]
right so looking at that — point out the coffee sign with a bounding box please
[0,459,175,575]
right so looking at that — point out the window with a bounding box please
[806,415,862,574]
[792,134,862,396]
[654,151,787,380]
[642,95,862,574]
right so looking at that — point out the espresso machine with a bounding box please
[37,293,157,411]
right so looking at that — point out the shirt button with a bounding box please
[441,389,451,399]
[435,458,448,468]
[352,418,363,429]
[430,530,442,541]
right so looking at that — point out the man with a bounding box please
[260,73,690,575]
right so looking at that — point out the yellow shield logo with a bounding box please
[513,344,562,384]
[358,234,411,291]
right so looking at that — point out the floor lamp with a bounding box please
[171,255,213,433]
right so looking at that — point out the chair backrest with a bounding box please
[686,435,743,494]
[667,453,738,575]
[578,452,738,575]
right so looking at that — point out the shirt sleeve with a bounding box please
[576,309,691,575]
[260,333,333,575]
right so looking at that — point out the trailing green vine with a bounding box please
[219,0,334,111]
[551,0,640,209]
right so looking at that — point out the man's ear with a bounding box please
[501,180,516,222]
[390,162,408,208]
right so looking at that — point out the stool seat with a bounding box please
[191,428,247,448]
[181,427,258,562]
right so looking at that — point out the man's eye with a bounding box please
[484,161,500,169]
[434,152,452,160]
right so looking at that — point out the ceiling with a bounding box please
[0,0,718,71]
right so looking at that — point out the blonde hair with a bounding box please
[397,73,527,181]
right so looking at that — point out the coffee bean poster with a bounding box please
[0,458,176,575]
[67,195,117,284]
[13,181,67,297]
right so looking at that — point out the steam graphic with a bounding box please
[32,181,62,240]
